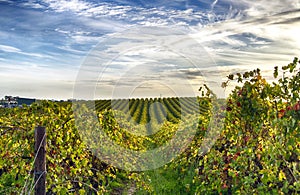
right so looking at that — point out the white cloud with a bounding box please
[28,0,214,28]
[71,34,102,44]
[211,0,218,10]
[185,1,300,90]
[0,44,56,59]
[191,5,300,51]
[73,26,226,99]
[57,45,86,54]
[42,0,91,13]
[242,0,300,16]
[21,1,45,9]
[77,17,125,32]
[0,44,21,53]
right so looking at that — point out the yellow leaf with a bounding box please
[279,170,286,181]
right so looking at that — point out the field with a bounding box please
[0,58,299,194]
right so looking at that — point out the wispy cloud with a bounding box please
[0,44,21,52]
[42,0,92,13]
[211,0,219,10]
[0,0,13,3]
[189,1,300,69]
[242,0,300,16]
[0,44,56,59]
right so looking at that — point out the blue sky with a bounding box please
[0,0,299,100]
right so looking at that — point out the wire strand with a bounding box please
[21,130,46,195]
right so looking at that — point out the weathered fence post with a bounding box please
[34,126,46,195]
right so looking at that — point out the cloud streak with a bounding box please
[0,44,21,52]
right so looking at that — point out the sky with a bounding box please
[0,0,299,100]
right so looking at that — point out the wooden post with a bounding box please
[34,126,46,195]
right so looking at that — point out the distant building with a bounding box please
[4,96,18,108]
[0,96,35,108]
[15,97,36,106]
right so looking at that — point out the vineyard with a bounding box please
[94,97,205,124]
[0,58,300,194]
